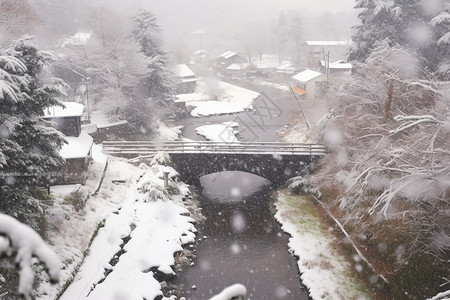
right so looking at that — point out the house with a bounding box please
[43,102,84,136]
[306,41,350,69]
[43,102,93,185]
[291,69,326,100]
[226,63,254,77]
[251,55,279,76]
[190,49,207,65]
[328,60,352,73]
[173,64,198,94]
[319,60,352,78]
[276,61,299,77]
[216,51,247,70]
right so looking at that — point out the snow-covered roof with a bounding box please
[292,70,324,83]
[219,51,239,59]
[173,64,196,78]
[60,131,93,159]
[306,41,349,46]
[61,31,92,48]
[193,49,207,56]
[329,60,352,70]
[277,61,296,70]
[226,63,252,70]
[277,61,298,74]
[43,102,84,118]
[252,59,279,70]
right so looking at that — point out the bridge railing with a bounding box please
[102,141,327,156]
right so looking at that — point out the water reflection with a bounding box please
[174,171,310,300]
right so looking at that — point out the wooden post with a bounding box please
[163,166,170,189]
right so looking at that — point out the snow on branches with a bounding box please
[0,213,60,299]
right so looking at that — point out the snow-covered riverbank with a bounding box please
[275,190,372,300]
[35,150,198,300]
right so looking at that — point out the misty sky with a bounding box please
[126,0,358,54]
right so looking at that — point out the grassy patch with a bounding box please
[277,190,374,300]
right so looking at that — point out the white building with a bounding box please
[173,64,198,94]
[291,69,326,100]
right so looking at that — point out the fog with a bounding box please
[27,0,357,60]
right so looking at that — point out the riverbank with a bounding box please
[275,189,373,300]
[33,151,198,300]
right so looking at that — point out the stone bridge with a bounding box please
[102,141,327,186]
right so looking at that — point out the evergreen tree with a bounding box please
[0,36,66,228]
[349,0,450,79]
[348,0,412,62]
[424,2,450,80]
[132,9,174,107]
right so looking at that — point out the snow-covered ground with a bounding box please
[35,147,197,300]
[175,78,260,117]
[195,122,239,142]
[275,191,372,300]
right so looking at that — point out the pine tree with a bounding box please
[132,9,174,107]
[0,36,66,228]
[348,0,411,62]
[424,2,450,80]
[349,0,450,79]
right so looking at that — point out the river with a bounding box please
[169,82,311,299]
[172,171,310,300]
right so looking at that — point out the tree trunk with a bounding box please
[384,79,394,123]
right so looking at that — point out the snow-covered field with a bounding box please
[176,79,260,117]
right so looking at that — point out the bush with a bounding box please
[286,176,322,200]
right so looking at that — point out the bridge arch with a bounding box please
[169,152,317,187]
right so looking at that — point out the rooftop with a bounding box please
[219,51,239,59]
[330,60,353,69]
[227,63,252,70]
[292,69,323,83]
[43,102,84,118]
[306,41,349,46]
[60,131,93,159]
[173,64,196,79]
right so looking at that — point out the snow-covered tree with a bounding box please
[423,1,450,80]
[0,0,39,46]
[0,36,66,226]
[0,213,60,300]
[132,9,174,107]
[289,16,303,64]
[348,0,415,62]
[314,40,450,298]
[87,8,149,120]
[349,0,450,80]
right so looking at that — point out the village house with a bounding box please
[291,69,326,100]
[251,55,279,77]
[306,41,350,69]
[226,63,254,77]
[173,64,198,94]
[216,51,247,70]
[43,102,93,185]
[276,61,299,77]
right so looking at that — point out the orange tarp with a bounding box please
[292,86,307,95]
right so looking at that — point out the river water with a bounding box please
[173,171,310,300]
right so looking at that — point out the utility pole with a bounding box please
[84,77,91,123]
[288,84,310,130]
[326,50,330,82]
[54,64,91,123]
